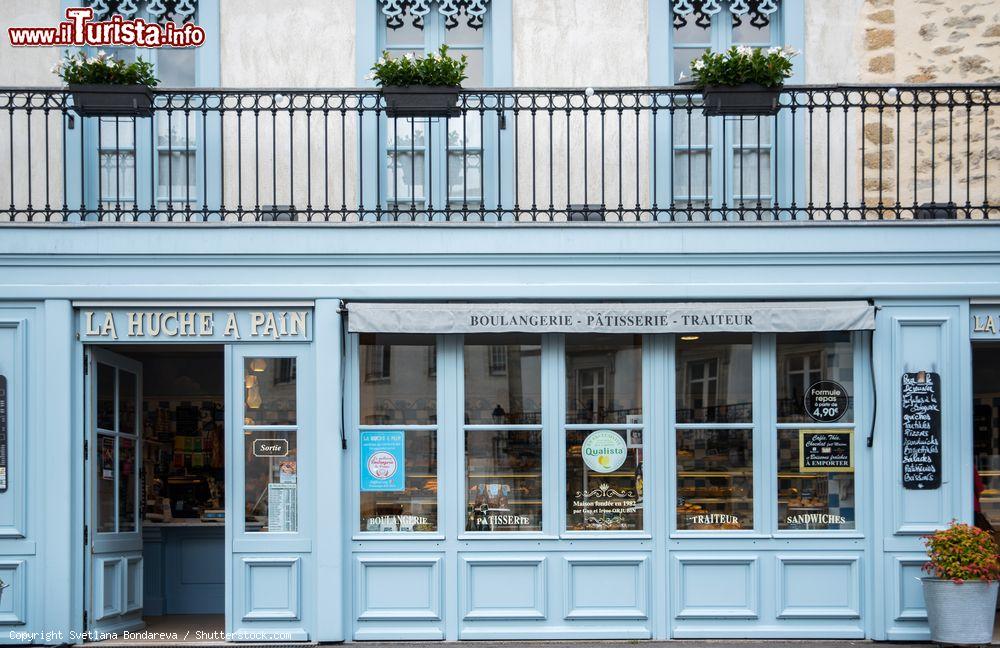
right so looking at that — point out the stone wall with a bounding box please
[859,0,999,216]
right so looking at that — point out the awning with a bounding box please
[346,301,875,334]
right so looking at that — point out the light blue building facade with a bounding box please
[0,0,998,644]
[0,224,996,642]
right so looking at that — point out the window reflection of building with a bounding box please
[488,345,508,375]
[686,358,718,413]
[364,344,391,383]
[676,335,752,424]
[575,367,607,423]
[780,349,823,418]
[464,335,541,425]
[566,335,642,425]
[359,335,437,426]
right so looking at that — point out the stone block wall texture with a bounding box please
[858,0,999,216]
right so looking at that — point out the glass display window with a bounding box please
[566,427,644,531]
[464,429,542,532]
[776,333,856,531]
[676,428,753,530]
[243,356,299,533]
[566,335,642,424]
[358,334,439,533]
[676,333,752,424]
[464,334,543,532]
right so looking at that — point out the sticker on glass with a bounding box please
[581,429,627,473]
[804,380,849,423]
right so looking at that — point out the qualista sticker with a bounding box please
[581,429,627,473]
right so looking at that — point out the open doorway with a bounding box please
[87,345,225,640]
[972,343,1000,642]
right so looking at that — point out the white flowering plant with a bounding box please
[688,45,796,88]
[368,45,467,87]
[54,51,158,86]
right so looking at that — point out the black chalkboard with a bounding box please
[800,431,853,472]
[901,372,942,490]
[0,375,7,493]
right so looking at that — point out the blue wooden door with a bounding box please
[226,343,313,640]
[86,348,144,635]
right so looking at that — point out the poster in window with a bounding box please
[267,482,297,532]
[360,430,405,491]
[799,430,853,472]
[101,436,115,480]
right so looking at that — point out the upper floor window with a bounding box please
[666,0,785,210]
[375,0,499,212]
[80,0,219,215]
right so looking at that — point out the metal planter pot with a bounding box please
[381,85,461,118]
[701,82,781,117]
[922,578,999,645]
[69,84,155,118]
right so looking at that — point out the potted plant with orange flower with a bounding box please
[922,521,1000,645]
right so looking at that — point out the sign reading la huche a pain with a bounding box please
[78,308,311,342]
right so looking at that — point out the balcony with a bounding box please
[0,84,996,224]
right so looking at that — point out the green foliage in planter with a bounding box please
[368,45,468,88]
[688,45,796,88]
[923,521,1000,583]
[55,51,158,87]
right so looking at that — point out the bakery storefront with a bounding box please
[345,301,874,640]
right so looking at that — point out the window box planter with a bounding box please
[381,86,461,119]
[701,83,781,117]
[69,84,155,118]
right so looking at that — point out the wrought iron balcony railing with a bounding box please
[0,84,996,223]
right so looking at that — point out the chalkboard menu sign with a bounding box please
[0,375,7,492]
[799,431,853,472]
[901,371,942,490]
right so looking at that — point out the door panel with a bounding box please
[227,344,312,641]
[87,348,144,634]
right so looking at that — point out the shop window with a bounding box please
[360,429,438,532]
[566,335,643,424]
[359,334,439,532]
[676,429,753,530]
[359,334,437,425]
[676,333,752,424]
[465,429,542,531]
[776,333,855,530]
[565,335,643,532]
[243,357,298,533]
[675,334,753,531]
[464,334,542,531]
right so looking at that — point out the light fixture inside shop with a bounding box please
[246,383,262,409]
[680,335,700,341]
[249,358,267,372]
[244,374,257,389]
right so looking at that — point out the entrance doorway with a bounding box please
[86,345,225,639]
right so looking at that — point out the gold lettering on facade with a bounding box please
[974,314,997,334]
[223,312,241,339]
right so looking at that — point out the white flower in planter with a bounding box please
[692,59,706,71]
[736,45,753,57]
